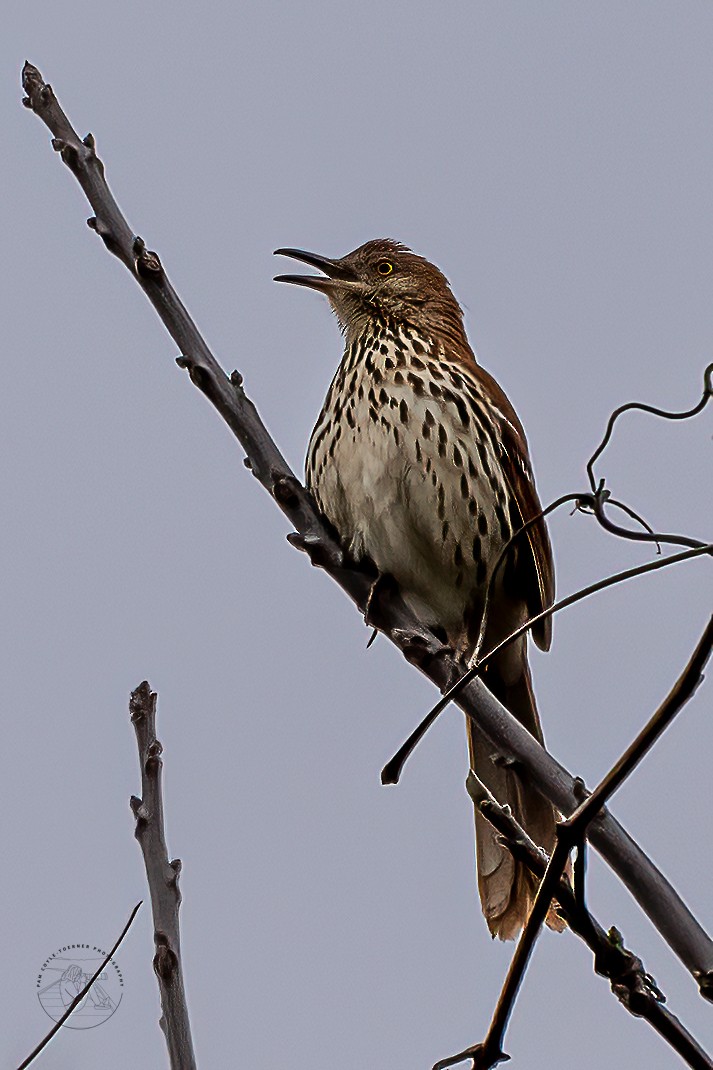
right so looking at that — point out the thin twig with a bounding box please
[436,368,712,768]
[567,613,713,835]
[590,487,709,553]
[457,775,713,1070]
[468,364,712,677]
[603,497,662,553]
[22,62,713,995]
[407,437,710,785]
[381,543,712,785]
[130,682,197,1070]
[586,362,713,492]
[436,615,713,1069]
[16,903,142,1070]
[471,493,582,668]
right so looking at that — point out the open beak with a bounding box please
[273,248,360,293]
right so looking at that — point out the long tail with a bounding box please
[467,641,564,939]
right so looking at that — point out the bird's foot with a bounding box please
[363,571,400,631]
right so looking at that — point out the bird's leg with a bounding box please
[363,571,400,631]
[446,635,471,693]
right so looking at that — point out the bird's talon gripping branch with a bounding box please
[363,572,400,630]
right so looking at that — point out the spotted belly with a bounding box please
[306,351,513,643]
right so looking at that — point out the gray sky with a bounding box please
[4,2,713,1067]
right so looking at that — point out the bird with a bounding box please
[274,239,560,939]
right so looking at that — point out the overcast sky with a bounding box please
[4,2,713,1068]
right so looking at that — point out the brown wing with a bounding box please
[475,367,555,651]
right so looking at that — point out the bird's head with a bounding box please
[274,239,467,346]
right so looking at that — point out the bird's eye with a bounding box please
[376,260,393,276]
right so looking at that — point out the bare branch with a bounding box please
[22,61,713,996]
[436,615,713,1069]
[457,775,713,1070]
[386,438,711,784]
[435,833,573,1070]
[588,485,709,553]
[16,903,142,1070]
[586,362,713,492]
[601,497,662,552]
[568,613,713,833]
[382,542,711,784]
[130,683,197,1070]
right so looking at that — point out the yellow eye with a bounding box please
[376,260,393,276]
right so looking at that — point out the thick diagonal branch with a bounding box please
[22,62,713,995]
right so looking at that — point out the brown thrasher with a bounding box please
[275,239,560,939]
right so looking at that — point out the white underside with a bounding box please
[307,334,510,642]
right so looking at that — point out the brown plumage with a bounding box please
[275,239,561,938]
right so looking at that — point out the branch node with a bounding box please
[285,530,341,569]
[272,471,301,507]
[153,934,178,981]
[130,795,149,823]
[147,738,163,759]
[285,531,310,553]
[129,681,154,723]
[145,752,162,776]
[572,776,589,802]
[230,369,244,388]
[82,131,95,149]
[392,628,445,668]
[21,62,52,111]
[135,246,163,279]
[181,360,208,390]
[491,752,519,771]
[696,970,713,1003]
